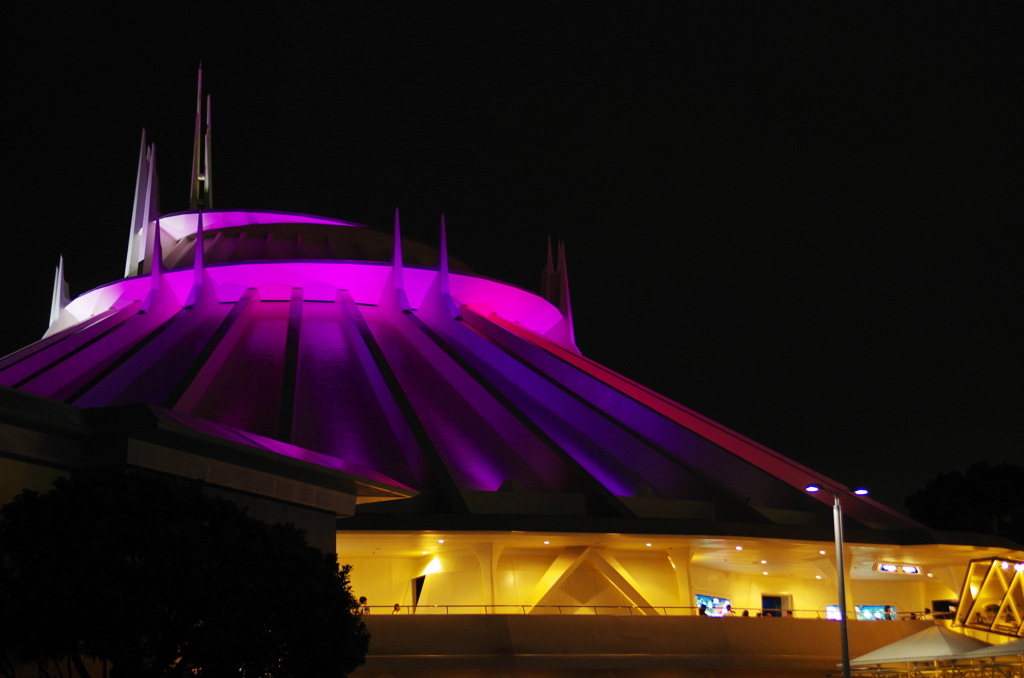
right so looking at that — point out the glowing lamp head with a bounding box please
[805,484,820,493]
[853,488,869,495]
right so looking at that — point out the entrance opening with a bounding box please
[412,575,426,608]
[762,595,783,617]
[932,599,957,619]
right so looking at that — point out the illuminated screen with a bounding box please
[694,594,731,617]
[857,605,896,620]
[827,605,897,620]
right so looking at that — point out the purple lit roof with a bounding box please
[1,205,924,533]
[0,80,933,536]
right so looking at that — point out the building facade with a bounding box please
[2,73,1019,675]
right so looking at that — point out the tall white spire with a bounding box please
[204,94,213,208]
[189,65,212,210]
[49,256,69,327]
[124,130,151,278]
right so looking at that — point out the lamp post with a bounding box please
[806,484,868,678]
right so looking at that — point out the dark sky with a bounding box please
[6,3,1021,511]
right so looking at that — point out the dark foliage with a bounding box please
[906,462,1024,545]
[0,473,368,678]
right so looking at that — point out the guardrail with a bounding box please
[365,605,887,617]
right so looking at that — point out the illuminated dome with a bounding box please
[4,174,911,534]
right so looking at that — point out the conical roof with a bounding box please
[0,203,925,538]
[0,72,935,540]
[850,626,991,666]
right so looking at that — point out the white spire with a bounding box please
[189,65,212,210]
[124,130,149,278]
[48,256,69,327]
[204,93,213,208]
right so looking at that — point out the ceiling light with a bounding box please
[805,485,820,493]
[760,560,767,564]
[819,550,826,555]
[438,539,444,544]
[543,541,550,545]
[815,575,822,579]
[645,543,652,547]
[873,562,921,575]
[762,571,768,575]
[853,489,869,495]
[735,546,743,551]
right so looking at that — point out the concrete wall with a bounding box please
[356,615,934,677]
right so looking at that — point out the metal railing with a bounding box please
[366,605,890,617]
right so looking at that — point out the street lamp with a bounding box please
[806,484,867,678]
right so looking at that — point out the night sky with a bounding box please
[6,4,1021,511]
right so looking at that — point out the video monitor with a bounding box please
[694,594,731,617]
[826,605,897,620]
[856,605,896,620]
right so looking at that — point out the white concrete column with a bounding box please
[668,547,694,613]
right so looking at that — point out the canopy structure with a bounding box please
[840,626,1024,676]
[851,626,991,665]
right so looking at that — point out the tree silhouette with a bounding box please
[0,473,368,678]
[906,462,1024,545]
